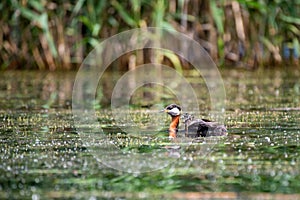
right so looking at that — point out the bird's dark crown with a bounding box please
[165,104,181,111]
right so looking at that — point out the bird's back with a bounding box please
[185,119,227,137]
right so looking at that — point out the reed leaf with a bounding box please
[163,51,183,74]
[210,1,224,34]
[111,0,137,27]
[280,14,300,26]
[293,38,300,58]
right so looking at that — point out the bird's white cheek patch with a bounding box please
[170,107,180,116]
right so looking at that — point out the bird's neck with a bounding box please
[169,115,180,138]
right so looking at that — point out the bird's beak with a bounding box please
[160,109,168,113]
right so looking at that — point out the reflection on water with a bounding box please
[0,69,300,198]
[0,71,75,109]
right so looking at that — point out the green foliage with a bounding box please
[238,0,300,64]
[0,0,299,69]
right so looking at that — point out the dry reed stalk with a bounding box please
[32,46,46,70]
[232,1,245,42]
[56,17,71,70]
[39,34,56,70]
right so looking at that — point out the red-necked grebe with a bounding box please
[163,104,227,138]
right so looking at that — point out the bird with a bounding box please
[162,104,227,138]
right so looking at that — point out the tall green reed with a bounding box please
[0,0,299,70]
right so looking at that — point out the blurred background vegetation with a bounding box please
[1,0,299,70]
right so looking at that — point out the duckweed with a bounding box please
[1,70,300,199]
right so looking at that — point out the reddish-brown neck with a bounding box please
[169,115,180,138]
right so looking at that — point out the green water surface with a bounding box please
[1,68,300,199]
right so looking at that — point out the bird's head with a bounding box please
[162,104,181,117]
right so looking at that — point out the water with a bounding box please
[0,69,300,199]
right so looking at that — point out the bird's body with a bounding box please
[163,104,227,138]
